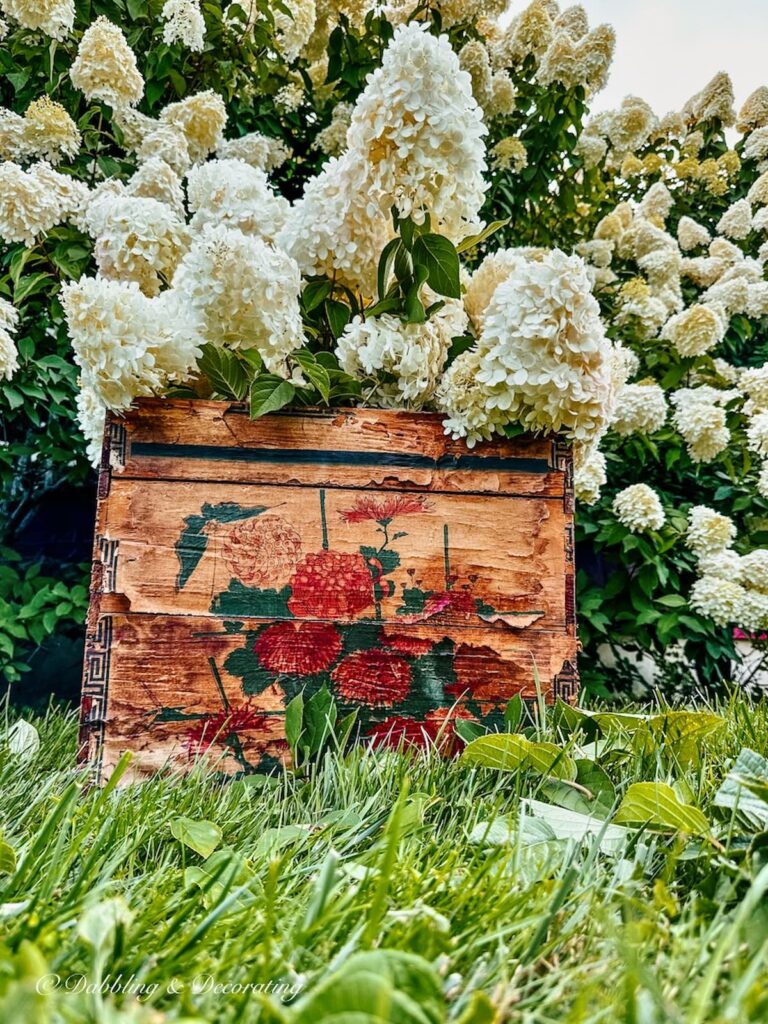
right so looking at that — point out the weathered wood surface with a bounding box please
[82,401,578,782]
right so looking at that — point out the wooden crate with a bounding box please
[80,400,577,781]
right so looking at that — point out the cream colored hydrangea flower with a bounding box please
[474,250,621,445]
[685,505,736,555]
[273,0,316,62]
[689,576,746,626]
[717,199,753,241]
[747,411,768,458]
[277,150,391,297]
[346,23,487,241]
[740,364,768,410]
[748,170,768,206]
[0,160,68,243]
[758,462,768,500]
[671,387,732,463]
[161,0,206,51]
[573,442,606,505]
[491,137,528,172]
[0,109,24,160]
[314,103,352,157]
[488,72,517,117]
[186,158,289,244]
[606,96,657,156]
[138,123,191,177]
[435,347,508,448]
[740,550,768,594]
[0,296,19,381]
[21,97,80,163]
[611,381,667,436]
[62,276,201,412]
[459,40,493,111]
[217,132,291,171]
[736,86,768,134]
[85,194,190,296]
[160,91,226,162]
[75,382,107,467]
[574,128,607,169]
[683,71,736,126]
[171,224,305,374]
[661,303,725,358]
[336,300,466,409]
[575,239,613,269]
[275,81,304,113]
[127,158,185,220]
[496,0,554,65]
[70,17,144,109]
[612,484,665,532]
[677,216,710,252]
[696,549,743,581]
[0,0,74,39]
[637,182,674,223]
[462,248,541,333]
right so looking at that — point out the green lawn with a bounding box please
[2,697,768,1023]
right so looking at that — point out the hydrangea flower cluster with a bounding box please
[612,484,665,533]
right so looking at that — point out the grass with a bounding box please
[1,696,768,1022]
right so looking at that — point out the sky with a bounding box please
[574,0,768,115]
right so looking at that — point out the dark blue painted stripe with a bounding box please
[131,441,552,474]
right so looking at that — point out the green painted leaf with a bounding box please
[250,375,296,418]
[412,233,461,298]
[170,816,222,859]
[614,782,710,837]
[461,733,576,780]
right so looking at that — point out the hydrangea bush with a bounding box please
[1,0,767,697]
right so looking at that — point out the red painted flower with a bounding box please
[339,493,433,524]
[254,621,342,676]
[380,630,434,657]
[367,715,431,750]
[331,649,412,706]
[366,709,472,756]
[183,705,269,758]
[288,550,374,620]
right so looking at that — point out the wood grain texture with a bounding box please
[81,401,578,782]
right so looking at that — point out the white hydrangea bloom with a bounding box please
[717,199,753,241]
[0,296,19,381]
[680,255,726,288]
[0,109,25,160]
[671,387,732,463]
[127,158,186,220]
[336,300,466,409]
[462,248,540,332]
[637,182,674,223]
[474,250,621,445]
[0,161,67,244]
[62,276,201,412]
[85,194,190,296]
[161,0,206,51]
[740,550,768,594]
[690,576,746,626]
[612,483,665,532]
[186,159,289,244]
[273,0,315,61]
[315,102,353,157]
[573,442,606,505]
[277,150,391,296]
[740,364,768,410]
[171,224,305,374]
[683,71,736,126]
[743,127,768,165]
[611,381,667,436]
[575,239,614,269]
[70,17,144,109]
[346,23,487,240]
[75,382,107,466]
[677,216,711,252]
[217,132,291,172]
[686,505,736,555]
[21,97,80,163]
[275,81,304,113]
[737,86,768,133]
[696,549,743,581]
[660,303,725,357]
[138,123,191,177]
[435,346,509,448]
[574,129,607,169]
[747,411,768,458]
[753,206,768,233]
[758,462,768,500]
[0,0,74,40]
[738,589,768,632]
[606,96,657,156]
[748,170,768,206]
[160,91,226,163]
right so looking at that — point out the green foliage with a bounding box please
[2,698,768,1019]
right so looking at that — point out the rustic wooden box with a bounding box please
[80,400,577,781]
